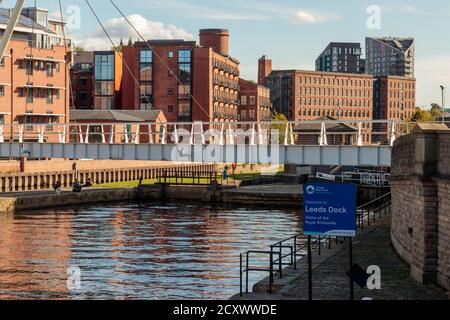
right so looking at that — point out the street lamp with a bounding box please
[440,85,446,123]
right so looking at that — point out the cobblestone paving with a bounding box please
[281,217,448,300]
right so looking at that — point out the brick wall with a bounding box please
[391,123,450,290]
[0,159,176,174]
[436,179,450,289]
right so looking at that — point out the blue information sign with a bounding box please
[303,183,357,237]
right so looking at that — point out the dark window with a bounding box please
[26,89,33,103]
[178,49,191,84]
[26,60,33,75]
[79,92,88,101]
[46,63,53,77]
[79,76,88,86]
[168,105,174,113]
[46,89,53,104]
[0,86,4,96]
[179,64,191,83]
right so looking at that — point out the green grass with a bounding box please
[96,177,214,188]
[94,169,284,189]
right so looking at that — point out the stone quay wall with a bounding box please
[0,189,136,214]
[390,123,450,290]
[0,163,216,192]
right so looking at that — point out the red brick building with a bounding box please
[259,56,374,143]
[374,76,416,121]
[70,51,94,109]
[0,7,70,142]
[258,55,272,86]
[238,78,272,121]
[259,55,417,143]
[121,29,240,123]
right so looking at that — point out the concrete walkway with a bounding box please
[232,217,448,300]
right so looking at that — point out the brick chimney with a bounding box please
[258,55,272,86]
[199,29,229,56]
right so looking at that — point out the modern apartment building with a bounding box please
[0,7,70,142]
[238,78,272,122]
[93,51,122,110]
[315,42,364,74]
[121,29,240,123]
[366,37,415,77]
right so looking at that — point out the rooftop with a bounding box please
[0,7,56,35]
[70,110,165,122]
[368,36,415,52]
[269,69,374,78]
[135,39,197,47]
[199,28,229,34]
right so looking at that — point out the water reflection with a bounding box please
[0,202,301,300]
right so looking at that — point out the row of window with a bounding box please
[298,77,371,87]
[17,88,60,104]
[388,102,415,110]
[19,59,60,77]
[298,108,371,119]
[388,91,415,100]
[240,95,256,106]
[240,109,256,120]
[388,82,415,90]
[388,111,414,120]
[299,97,371,108]
[299,86,372,98]
[139,49,192,84]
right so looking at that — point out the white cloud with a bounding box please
[415,55,450,107]
[381,5,420,14]
[75,14,193,51]
[290,10,342,24]
[134,0,270,21]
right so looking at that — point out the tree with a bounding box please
[411,108,434,122]
[430,103,443,119]
[270,112,289,144]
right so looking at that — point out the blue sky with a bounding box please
[3,0,450,107]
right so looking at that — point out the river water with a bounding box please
[0,202,301,300]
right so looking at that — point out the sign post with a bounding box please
[303,182,357,301]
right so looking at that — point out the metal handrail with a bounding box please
[156,168,222,186]
[239,193,392,296]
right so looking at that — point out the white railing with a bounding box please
[341,171,390,187]
[0,119,415,147]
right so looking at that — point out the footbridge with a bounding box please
[0,120,414,167]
